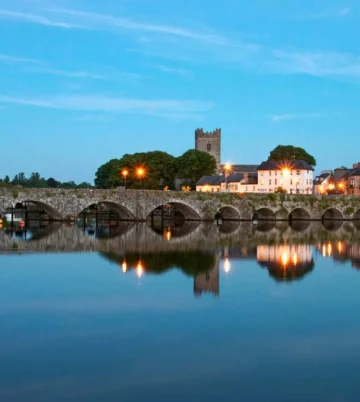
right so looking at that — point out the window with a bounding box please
[291,170,293,175]
[275,171,277,176]
[275,179,278,185]
[290,179,293,185]
[269,171,272,176]
[261,180,264,185]
[217,188,220,192]
[253,186,256,191]
[269,179,272,185]
[235,185,238,191]
[350,179,355,189]
[207,141,211,152]
[245,186,248,191]
[297,170,300,175]
[211,188,214,192]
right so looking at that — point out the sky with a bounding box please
[0,0,359,183]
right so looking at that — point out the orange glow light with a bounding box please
[281,251,289,268]
[329,184,335,190]
[327,243,333,256]
[293,252,298,267]
[224,258,231,273]
[338,183,344,189]
[122,169,128,178]
[282,168,290,177]
[136,261,144,278]
[137,168,145,178]
[337,241,344,254]
[121,261,127,273]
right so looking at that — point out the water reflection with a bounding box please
[2,220,360,292]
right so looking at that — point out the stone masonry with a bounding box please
[1,188,360,222]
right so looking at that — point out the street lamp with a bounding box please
[136,167,145,189]
[223,163,232,192]
[121,169,128,189]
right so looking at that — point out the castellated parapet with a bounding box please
[195,128,221,170]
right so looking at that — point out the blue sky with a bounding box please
[0,0,359,183]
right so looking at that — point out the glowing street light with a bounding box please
[223,163,232,192]
[121,169,129,189]
[136,167,145,189]
[282,168,290,177]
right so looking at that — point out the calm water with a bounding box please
[1,220,360,402]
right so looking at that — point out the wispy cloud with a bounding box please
[49,8,236,46]
[25,67,106,80]
[270,113,323,122]
[269,50,360,81]
[0,54,39,64]
[0,9,84,28]
[0,94,214,119]
[306,7,351,19]
[150,64,191,76]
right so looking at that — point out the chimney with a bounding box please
[353,162,360,169]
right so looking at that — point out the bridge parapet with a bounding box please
[1,188,360,221]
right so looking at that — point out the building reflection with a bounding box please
[257,244,314,282]
[316,241,360,269]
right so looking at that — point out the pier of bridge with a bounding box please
[1,188,360,222]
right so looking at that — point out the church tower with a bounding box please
[195,128,221,171]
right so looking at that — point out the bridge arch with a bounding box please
[18,200,63,220]
[75,201,135,220]
[322,208,343,221]
[254,207,275,221]
[353,210,360,220]
[275,207,289,220]
[289,208,311,221]
[145,200,201,221]
[216,205,241,221]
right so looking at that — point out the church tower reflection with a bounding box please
[194,255,220,297]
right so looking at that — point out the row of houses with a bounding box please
[313,163,360,196]
[196,160,360,195]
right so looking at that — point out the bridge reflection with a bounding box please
[2,220,360,295]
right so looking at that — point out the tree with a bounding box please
[176,149,217,189]
[274,186,287,194]
[47,178,58,188]
[95,151,176,189]
[4,175,10,184]
[268,145,316,166]
[77,182,93,189]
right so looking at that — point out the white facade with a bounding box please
[257,168,313,194]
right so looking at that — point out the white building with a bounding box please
[256,160,314,194]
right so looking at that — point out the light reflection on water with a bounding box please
[1,221,360,401]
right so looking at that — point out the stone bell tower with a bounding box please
[195,128,221,171]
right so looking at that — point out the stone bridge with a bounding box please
[1,188,360,221]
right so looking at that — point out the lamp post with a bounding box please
[224,163,232,192]
[121,169,128,189]
[137,167,145,189]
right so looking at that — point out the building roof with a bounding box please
[230,164,259,173]
[314,172,332,185]
[196,173,245,186]
[196,176,223,186]
[257,160,315,171]
[348,168,360,177]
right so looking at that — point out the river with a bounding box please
[1,219,360,401]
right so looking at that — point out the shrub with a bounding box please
[12,190,19,199]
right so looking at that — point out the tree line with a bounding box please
[0,172,93,189]
[95,149,217,190]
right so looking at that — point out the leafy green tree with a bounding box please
[47,178,58,188]
[4,175,10,184]
[59,181,77,189]
[268,145,316,166]
[28,172,47,187]
[77,182,93,189]
[176,149,217,189]
[95,151,176,189]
